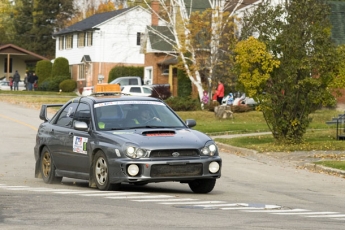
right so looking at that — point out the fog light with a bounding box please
[209,161,220,173]
[127,164,139,176]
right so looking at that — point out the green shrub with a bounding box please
[151,85,171,100]
[108,66,144,83]
[231,105,253,113]
[39,75,70,91]
[177,69,192,97]
[59,79,77,92]
[36,60,52,88]
[52,57,70,78]
[165,97,200,111]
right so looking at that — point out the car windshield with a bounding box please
[94,101,186,131]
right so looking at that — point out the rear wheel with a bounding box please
[93,151,120,191]
[188,179,216,194]
[40,147,62,184]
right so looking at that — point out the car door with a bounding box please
[65,103,92,174]
[49,102,78,172]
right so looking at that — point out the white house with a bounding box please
[53,6,154,88]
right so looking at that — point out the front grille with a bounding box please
[150,163,203,177]
[150,149,199,158]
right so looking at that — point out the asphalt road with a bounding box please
[0,101,344,230]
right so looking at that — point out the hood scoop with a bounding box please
[143,130,176,136]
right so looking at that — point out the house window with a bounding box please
[78,64,85,80]
[4,58,12,73]
[137,32,141,46]
[78,32,86,47]
[59,36,64,50]
[87,31,93,46]
[66,34,73,49]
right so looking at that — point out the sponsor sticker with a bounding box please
[73,136,88,154]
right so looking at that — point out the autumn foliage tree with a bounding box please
[236,0,344,144]
[143,0,242,101]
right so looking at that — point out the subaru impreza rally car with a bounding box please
[34,87,222,193]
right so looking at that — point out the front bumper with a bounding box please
[107,157,222,184]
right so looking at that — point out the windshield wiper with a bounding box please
[110,127,125,130]
[128,126,163,129]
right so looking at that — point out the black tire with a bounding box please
[40,147,62,184]
[93,151,119,191]
[188,179,216,194]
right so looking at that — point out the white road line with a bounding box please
[193,203,249,207]
[160,201,227,205]
[28,188,81,192]
[244,209,310,213]
[54,190,116,194]
[1,186,30,189]
[106,195,174,199]
[221,207,266,210]
[80,192,149,196]
[307,214,345,218]
[272,212,339,215]
[132,198,198,202]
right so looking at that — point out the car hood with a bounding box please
[101,128,212,149]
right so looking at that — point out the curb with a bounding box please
[216,142,345,178]
[302,163,345,178]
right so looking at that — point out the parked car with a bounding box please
[109,76,144,86]
[34,88,222,193]
[121,85,153,97]
[82,76,144,96]
[0,80,26,91]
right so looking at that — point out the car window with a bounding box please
[143,87,152,94]
[94,103,125,130]
[94,101,186,130]
[55,102,78,127]
[74,103,92,124]
[129,87,141,93]
[129,79,139,85]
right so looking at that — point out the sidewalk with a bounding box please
[211,133,345,178]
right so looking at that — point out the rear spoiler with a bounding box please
[39,104,64,122]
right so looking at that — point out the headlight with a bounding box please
[126,146,148,159]
[209,161,220,173]
[201,143,217,156]
[127,164,140,176]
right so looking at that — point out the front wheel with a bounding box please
[93,151,120,191]
[188,179,216,194]
[40,147,62,184]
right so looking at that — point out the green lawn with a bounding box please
[1,90,344,171]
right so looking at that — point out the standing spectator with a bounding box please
[27,72,35,91]
[24,73,28,91]
[13,70,20,91]
[201,90,209,110]
[32,72,38,91]
[216,80,224,105]
[227,93,234,105]
[212,88,218,103]
[9,77,13,91]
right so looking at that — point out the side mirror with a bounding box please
[39,104,64,122]
[185,119,196,128]
[74,121,88,131]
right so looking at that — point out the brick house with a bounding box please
[52,6,160,89]
[0,44,49,81]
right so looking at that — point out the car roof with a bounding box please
[71,95,161,104]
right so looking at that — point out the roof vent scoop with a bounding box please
[143,130,175,136]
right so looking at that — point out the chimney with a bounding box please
[151,0,159,26]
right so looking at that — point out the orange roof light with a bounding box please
[93,84,121,94]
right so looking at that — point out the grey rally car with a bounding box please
[34,93,222,193]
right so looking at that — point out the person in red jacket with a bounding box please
[216,80,224,105]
